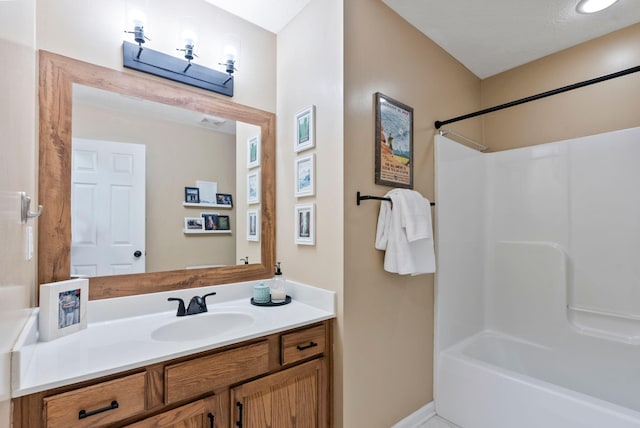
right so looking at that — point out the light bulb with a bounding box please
[128,9,146,29]
[576,0,619,14]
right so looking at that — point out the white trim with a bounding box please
[392,401,436,428]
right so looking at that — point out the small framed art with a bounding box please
[184,217,204,231]
[217,215,230,231]
[201,213,219,230]
[247,171,260,204]
[294,203,315,245]
[247,209,260,241]
[185,187,200,203]
[39,278,89,342]
[247,135,261,169]
[295,153,315,197]
[216,193,233,207]
[374,92,413,189]
[294,105,315,152]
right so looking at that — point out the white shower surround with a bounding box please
[434,128,640,428]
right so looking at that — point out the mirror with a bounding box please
[38,50,275,300]
[71,84,261,275]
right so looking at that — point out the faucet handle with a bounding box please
[168,297,186,316]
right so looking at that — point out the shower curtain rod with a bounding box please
[434,64,640,129]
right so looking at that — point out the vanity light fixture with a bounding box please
[576,0,619,14]
[122,15,234,96]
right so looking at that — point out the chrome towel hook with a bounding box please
[20,192,43,224]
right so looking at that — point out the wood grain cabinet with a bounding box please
[12,320,332,428]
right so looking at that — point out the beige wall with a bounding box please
[0,0,36,425]
[73,101,237,271]
[343,1,481,426]
[276,0,345,425]
[36,0,276,112]
[482,23,640,151]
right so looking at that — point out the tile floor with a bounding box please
[419,415,461,428]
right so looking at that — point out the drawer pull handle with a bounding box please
[297,341,318,351]
[236,401,244,427]
[78,400,119,419]
[208,412,215,427]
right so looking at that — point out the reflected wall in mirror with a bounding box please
[39,50,275,300]
[71,85,261,276]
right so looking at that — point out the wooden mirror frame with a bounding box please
[38,51,276,300]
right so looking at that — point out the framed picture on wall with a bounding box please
[247,135,261,169]
[201,213,219,230]
[294,105,315,152]
[39,278,89,342]
[294,203,315,245]
[247,209,260,241]
[185,187,200,203]
[217,215,230,231]
[374,92,413,189]
[295,153,315,197]
[184,217,204,231]
[247,171,260,204]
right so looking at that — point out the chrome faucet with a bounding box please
[168,292,217,316]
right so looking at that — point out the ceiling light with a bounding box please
[576,0,619,14]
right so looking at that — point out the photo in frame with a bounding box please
[184,186,200,203]
[247,135,261,169]
[295,153,315,197]
[39,278,89,341]
[201,213,219,230]
[247,209,260,241]
[216,193,233,207]
[294,105,315,152]
[247,171,260,204]
[374,92,414,189]
[184,217,204,231]
[217,215,230,231]
[294,203,315,245]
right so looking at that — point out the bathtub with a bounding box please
[436,331,640,428]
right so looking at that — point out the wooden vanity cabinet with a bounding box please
[12,320,332,428]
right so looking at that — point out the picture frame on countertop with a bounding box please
[294,105,315,152]
[247,209,260,242]
[295,153,315,197]
[247,135,261,169]
[295,203,315,245]
[39,278,89,342]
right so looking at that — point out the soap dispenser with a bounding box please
[270,262,287,303]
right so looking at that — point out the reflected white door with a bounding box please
[71,139,146,277]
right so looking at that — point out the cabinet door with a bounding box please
[125,394,229,428]
[231,358,327,428]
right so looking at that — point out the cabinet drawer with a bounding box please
[43,372,146,428]
[165,341,269,404]
[281,324,326,366]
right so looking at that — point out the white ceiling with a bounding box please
[382,0,640,78]
[204,0,312,34]
[205,0,640,79]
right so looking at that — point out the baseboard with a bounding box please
[392,401,436,428]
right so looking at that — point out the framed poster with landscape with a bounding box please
[374,92,413,189]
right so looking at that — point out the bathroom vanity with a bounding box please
[11,281,335,427]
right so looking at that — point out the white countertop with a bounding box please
[11,280,335,397]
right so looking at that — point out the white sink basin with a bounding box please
[151,312,255,342]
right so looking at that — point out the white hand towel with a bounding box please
[375,189,436,275]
